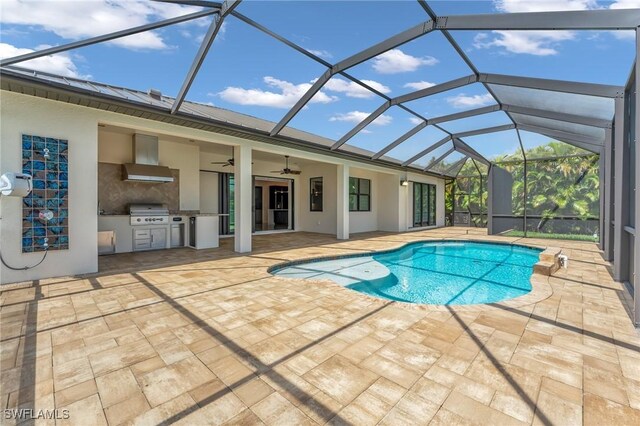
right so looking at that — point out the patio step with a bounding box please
[540,247,562,263]
[534,247,563,276]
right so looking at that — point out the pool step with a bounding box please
[534,247,563,276]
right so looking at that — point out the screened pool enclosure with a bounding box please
[446,145,600,241]
[1,0,640,321]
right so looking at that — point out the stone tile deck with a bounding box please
[1,227,639,425]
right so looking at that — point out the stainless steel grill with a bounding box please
[129,203,169,226]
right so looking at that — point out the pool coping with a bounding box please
[267,237,554,312]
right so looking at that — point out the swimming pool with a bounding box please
[272,241,541,305]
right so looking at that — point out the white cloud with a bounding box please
[610,0,640,7]
[610,0,640,39]
[216,75,392,108]
[494,0,596,12]
[0,0,203,50]
[307,48,333,59]
[371,49,438,74]
[217,76,337,108]
[476,0,598,55]
[215,21,228,42]
[329,111,392,126]
[324,77,391,98]
[447,93,495,108]
[409,117,424,125]
[0,43,87,78]
[403,81,437,91]
[473,30,576,56]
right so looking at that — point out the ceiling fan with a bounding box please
[210,148,235,167]
[210,148,253,167]
[271,155,301,175]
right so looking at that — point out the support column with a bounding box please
[337,164,349,240]
[399,175,409,232]
[599,152,605,251]
[603,128,614,260]
[487,166,494,234]
[613,95,629,282]
[634,27,640,325]
[234,145,252,253]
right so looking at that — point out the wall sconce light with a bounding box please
[400,179,408,187]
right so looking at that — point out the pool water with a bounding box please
[273,241,541,305]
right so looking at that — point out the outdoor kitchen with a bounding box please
[97,128,221,255]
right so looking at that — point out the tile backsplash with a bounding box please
[98,162,180,214]
[22,134,69,252]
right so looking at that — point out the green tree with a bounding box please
[444,141,599,237]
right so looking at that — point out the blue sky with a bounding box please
[1,0,637,163]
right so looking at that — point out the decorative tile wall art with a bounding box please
[21,134,69,252]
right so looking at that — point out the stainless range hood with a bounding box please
[122,133,174,183]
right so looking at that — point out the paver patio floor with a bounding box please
[2,228,640,425]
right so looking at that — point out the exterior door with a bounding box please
[413,182,436,227]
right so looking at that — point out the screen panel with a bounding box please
[488,84,614,121]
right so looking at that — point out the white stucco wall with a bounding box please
[349,167,378,234]
[97,130,132,163]
[377,172,402,232]
[299,162,337,235]
[159,140,200,211]
[1,92,99,284]
[199,171,218,214]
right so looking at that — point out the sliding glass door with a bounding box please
[414,182,436,227]
[219,173,234,235]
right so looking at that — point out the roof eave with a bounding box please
[0,68,444,179]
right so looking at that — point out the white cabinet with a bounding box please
[134,229,151,239]
[133,227,167,251]
[98,231,115,255]
[133,229,150,251]
[188,216,219,249]
[150,228,166,250]
[99,216,176,253]
[99,216,133,253]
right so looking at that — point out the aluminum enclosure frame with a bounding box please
[1,0,628,174]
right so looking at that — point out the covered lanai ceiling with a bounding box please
[1,0,637,178]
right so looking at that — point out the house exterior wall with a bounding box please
[405,172,446,230]
[1,92,99,284]
[349,167,379,234]
[1,91,448,284]
[377,173,401,232]
[199,171,218,214]
[159,140,200,211]
[298,162,338,235]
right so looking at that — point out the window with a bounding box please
[349,177,371,212]
[310,177,323,211]
[414,182,436,227]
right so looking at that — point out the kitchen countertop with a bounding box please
[98,213,230,217]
